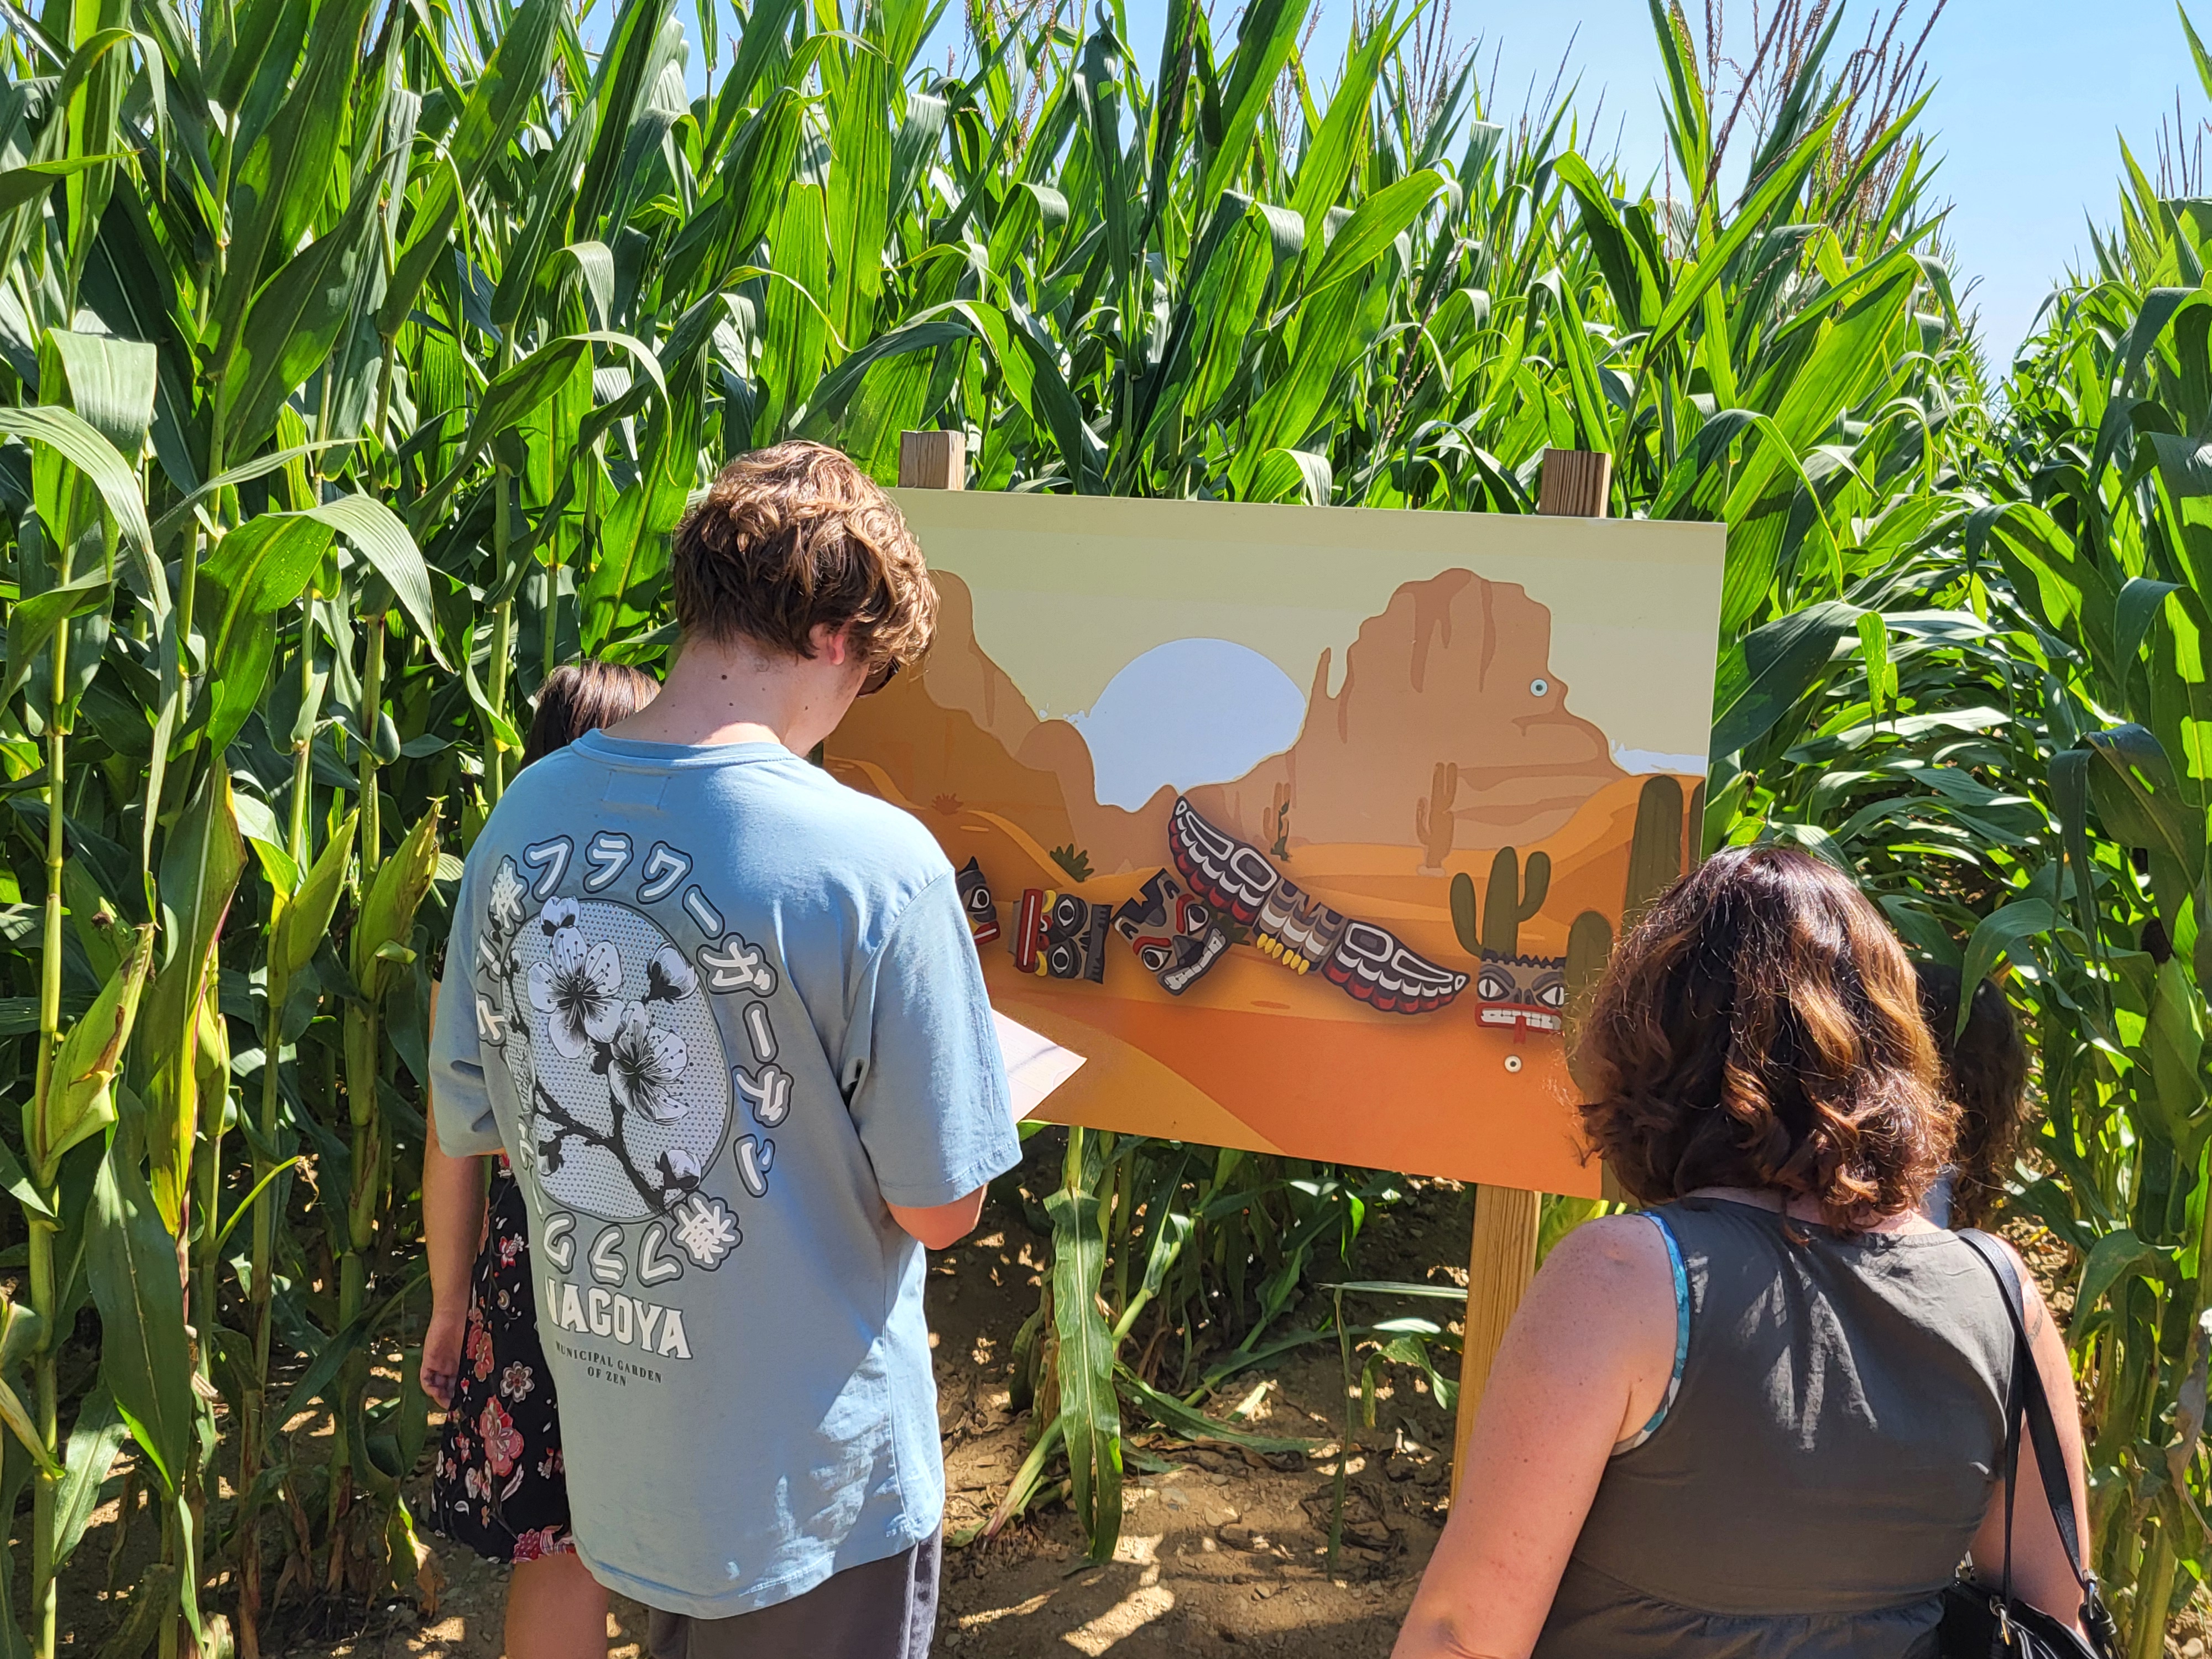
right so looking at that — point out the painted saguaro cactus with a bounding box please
[1414,761,1458,870]
[1564,910,1615,1087]
[1486,846,1550,957]
[1449,845,1552,958]
[1625,776,1686,922]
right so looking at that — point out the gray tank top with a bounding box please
[1533,1198,2012,1658]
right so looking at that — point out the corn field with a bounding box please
[0,0,2204,1649]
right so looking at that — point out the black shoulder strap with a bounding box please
[1957,1229,2112,1641]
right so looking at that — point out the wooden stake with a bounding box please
[1449,1185,1542,1488]
[899,429,966,490]
[1449,447,1612,1496]
[1536,447,1611,518]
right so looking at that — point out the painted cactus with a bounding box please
[1414,761,1458,869]
[1625,775,1685,922]
[1564,910,1615,1088]
[1450,846,1551,957]
[1485,846,1550,956]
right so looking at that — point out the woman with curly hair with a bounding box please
[1393,846,2091,1658]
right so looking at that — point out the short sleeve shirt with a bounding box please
[429,732,1020,1617]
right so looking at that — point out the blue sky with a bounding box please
[910,0,2206,366]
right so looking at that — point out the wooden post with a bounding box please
[1449,447,1611,1495]
[1536,447,1611,518]
[899,429,966,490]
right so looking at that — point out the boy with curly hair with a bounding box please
[431,441,1017,1659]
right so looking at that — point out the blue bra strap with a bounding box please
[1611,1211,1688,1455]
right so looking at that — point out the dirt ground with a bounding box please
[234,1180,1474,1659]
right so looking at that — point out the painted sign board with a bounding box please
[826,492,1726,1196]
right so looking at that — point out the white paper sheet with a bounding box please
[993,1009,1086,1121]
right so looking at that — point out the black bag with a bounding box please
[1936,1230,2119,1659]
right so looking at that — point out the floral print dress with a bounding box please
[430,1156,575,1563]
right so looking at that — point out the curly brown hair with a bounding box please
[1572,844,1956,1234]
[1913,962,2030,1229]
[671,441,937,670]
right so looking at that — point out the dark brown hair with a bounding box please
[1573,845,1956,1234]
[1914,962,2030,1229]
[521,660,660,769]
[670,440,936,671]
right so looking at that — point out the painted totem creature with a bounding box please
[1168,797,1468,1014]
[1112,869,1229,994]
[1013,888,1110,983]
[956,857,1000,946]
[1474,953,1568,1035]
[1252,878,1349,974]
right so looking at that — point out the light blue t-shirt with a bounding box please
[429,731,1020,1618]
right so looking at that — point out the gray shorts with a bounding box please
[644,1531,940,1659]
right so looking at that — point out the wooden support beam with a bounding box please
[1449,446,1611,1497]
[899,429,966,491]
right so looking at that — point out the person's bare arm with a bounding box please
[419,985,487,1408]
[1392,1216,1676,1659]
[1968,1241,2093,1635]
[887,1187,987,1251]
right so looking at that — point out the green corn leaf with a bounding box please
[1,569,112,712]
[0,153,128,217]
[220,178,383,457]
[1710,599,1862,758]
[0,1135,58,1225]
[0,405,160,617]
[826,28,894,343]
[1646,102,1846,354]
[1856,611,1891,722]
[87,1144,193,1498]
[147,441,353,554]
[419,332,667,528]
[1197,0,1312,205]
[1556,152,1661,330]
[799,315,969,436]
[39,330,155,460]
[140,769,246,1104]
[209,0,377,371]
[1955,900,2055,1042]
[1306,169,1446,295]
[484,89,601,333]
[303,496,448,669]
[2115,577,2180,672]
[2145,954,2208,1150]
[2076,1229,2174,1328]
[1045,1185,1121,1562]
[1114,1365,1320,1453]
[195,512,337,755]
[2088,724,2206,893]
[1287,18,1395,249]
[1246,447,1333,505]
[53,1381,128,1568]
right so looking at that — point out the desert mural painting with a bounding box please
[830,493,1728,1194]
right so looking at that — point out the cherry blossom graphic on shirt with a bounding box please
[479,871,737,1226]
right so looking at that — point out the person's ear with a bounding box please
[810,622,851,667]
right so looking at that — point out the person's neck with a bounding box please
[1684,1184,1934,1234]
[602,635,853,755]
